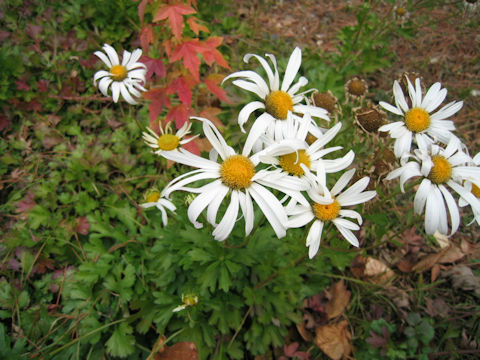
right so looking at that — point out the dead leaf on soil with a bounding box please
[296,321,313,342]
[442,265,480,297]
[324,280,351,319]
[154,341,199,360]
[351,255,395,284]
[425,297,450,318]
[412,245,465,273]
[315,320,352,360]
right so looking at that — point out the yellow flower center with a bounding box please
[279,150,311,176]
[157,134,180,151]
[472,184,480,198]
[220,155,255,190]
[265,90,294,120]
[428,155,452,184]
[183,295,198,306]
[312,199,341,222]
[396,7,407,16]
[404,107,431,133]
[146,191,161,203]
[110,64,128,81]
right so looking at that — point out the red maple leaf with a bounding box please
[169,39,205,81]
[182,136,200,156]
[143,87,171,131]
[168,75,194,107]
[140,55,166,81]
[137,0,152,24]
[140,25,155,53]
[166,104,190,129]
[202,37,230,70]
[187,17,209,35]
[204,74,232,104]
[153,3,196,40]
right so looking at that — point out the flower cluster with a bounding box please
[134,48,376,258]
[379,76,480,235]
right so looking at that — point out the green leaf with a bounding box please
[28,205,50,229]
[105,322,135,358]
[219,264,231,292]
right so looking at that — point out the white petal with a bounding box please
[188,181,223,228]
[244,53,275,90]
[119,83,137,104]
[111,82,120,102]
[238,101,265,131]
[281,47,302,92]
[94,50,112,68]
[339,209,363,225]
[98,77,113,97]
[336,225,360,247]
[206,185,229,226]
[249,183,287,238]
[213,190,240,241]
[439,184,459,235]
[379,101,403,116]
[393,80,409,113]
[414,179,431,215]
[103,44,120,66]
[307,220,323,259]
[242,113,273,157]
[430,101,463,121]
[331,169,356,196]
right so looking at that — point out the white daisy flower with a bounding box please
[386,138,480,235]
[287,168,376,258]
[258,115,354,179]
[379,76,463,158]
[458,152,480,225]
[223,47,329,154]
[142,121,197,154]
[140,189,176,227]
[93,44,147,105]
[161,117,308,241]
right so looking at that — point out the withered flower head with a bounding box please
[354,104,386,133]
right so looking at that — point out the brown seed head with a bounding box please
[312,91,337,113]
[355,105,386,133]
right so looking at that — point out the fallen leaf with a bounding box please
[433,231,449,248]
[315,320,352,360]
[324,280,351,319]
[296,321,313,342]
[425,297,450,318]
[413,245,465,273]
[352,255,395,284]
[443,265,480,297]
[155,341,199,360]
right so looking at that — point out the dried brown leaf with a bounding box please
[364,257,395,284]
[296,321,313,342]
[325,280,351,319]
[155,342,199,360]
[315,320,352,360]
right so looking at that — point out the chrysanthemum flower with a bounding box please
[379,77,463,158]
[386,139,480,235]
[258,116,354,179]
[223,47,329,154]
[287,168,376,258]
[93,44,147,105]
[161,117,308,241]
[142,121,197,154]
[458,152,480,224]
[140,189,176,226]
